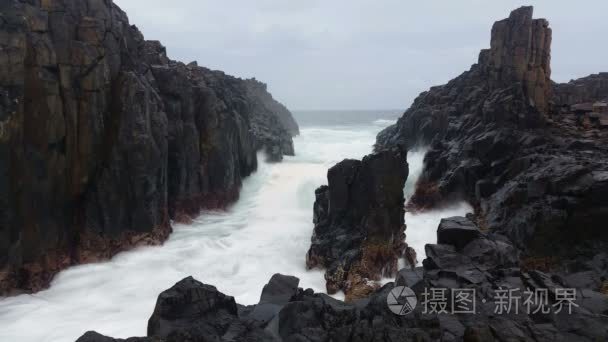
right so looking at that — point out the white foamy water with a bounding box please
[0,118,470,342]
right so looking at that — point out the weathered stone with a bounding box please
[0,0,298,295]
[306,148,409,301]
[77,270,608,342]
[375,6,608,288]
[437,216,482,250]
[147,277,238,338]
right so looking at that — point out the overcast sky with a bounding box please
[115,0,607,111]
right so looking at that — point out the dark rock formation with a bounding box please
[377,6,551,152]
[0,0,297,295]
[77,6,608,342]
[146,276,240,339]
[553,73,608,107]
[306,148,410,301]
[78,226,608,341]
[437,216,481,250]
[376,6,608,287]
[244,78,299,162]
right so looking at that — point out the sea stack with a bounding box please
[306,148,411,301]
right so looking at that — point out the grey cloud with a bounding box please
[115,0,608,110]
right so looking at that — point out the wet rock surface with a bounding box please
[77,237,608,342]
[0,0,297,295]
[553,73,608,107]
[306,148,410,301]
[376,6,608,293]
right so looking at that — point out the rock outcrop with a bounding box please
[77,228,608,341]
[376,6,608,284]
[306,148,411,301]
[70,6,607,342]
[553,73,608,107]
[376,6,551,152]
[0,0,297,295]
[243,78,297,162]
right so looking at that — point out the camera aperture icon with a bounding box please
[387,286,417,315]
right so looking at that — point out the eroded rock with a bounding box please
[0,0,298,295]
[306,148,409,301]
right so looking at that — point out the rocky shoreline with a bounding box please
[75,214,607,341]
[0,0,298,295]
[72,6,608,341]
[2,2,607,342]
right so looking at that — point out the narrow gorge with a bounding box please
[1,2,607,342]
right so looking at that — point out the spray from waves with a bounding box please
[373,119,398,127]
[0,118,470,342]
[0,122,392,342]
[402,150,473,265]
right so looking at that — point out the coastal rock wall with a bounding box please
[553,72,608,106]
[375,6,608,286]
[0,0,297,295]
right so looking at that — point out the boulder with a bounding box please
[437,217,482,250]
[77,268,608,341]
[147,277,238,338]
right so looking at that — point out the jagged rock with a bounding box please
[77,258,608,342]
[74,222,607,341]
[248,274,300,327]
[306,148,409,301]
[147,276,239,338]
[486,6,552,114]
[553,73,608,107]
[437,216,482,250]
[0,0,298,295]
[376,7,551,152]
[244,78,298,162]
[375,6,608,289]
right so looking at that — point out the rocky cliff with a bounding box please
[376,7,608,269]
[61,6,608,342]
[377,7,551,151]
[0,0,298,295]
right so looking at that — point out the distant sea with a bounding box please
[292,109,403,127]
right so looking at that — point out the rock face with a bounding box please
[306,148,410,301]
[0,0,297,295]
[486,6,552,115]
[376,6,608,284]
[553,73,608,107]
[377,6,551,151]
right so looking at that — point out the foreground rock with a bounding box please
[306,148,411,301]
[0,0,298,295]
[77,219,608,341]
[376,6,608,292]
